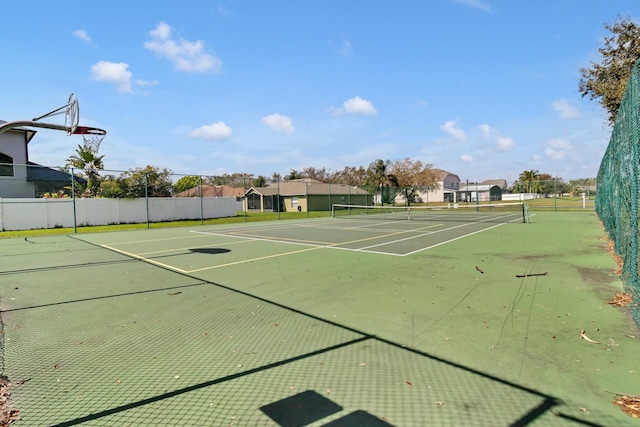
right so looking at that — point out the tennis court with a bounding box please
[0,211,638,426]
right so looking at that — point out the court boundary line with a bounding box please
[100,215,525,274]
[192,215,520,258]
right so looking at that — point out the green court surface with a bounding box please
[0,211,638,426]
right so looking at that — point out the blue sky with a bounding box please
[0,1,636,182]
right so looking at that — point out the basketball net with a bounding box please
[74,126,106,154]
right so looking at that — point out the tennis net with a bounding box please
[332,202,528,223]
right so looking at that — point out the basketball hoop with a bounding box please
[73,126,106,153]
[0,94,107,144]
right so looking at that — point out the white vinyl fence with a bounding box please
[0,197,239,231]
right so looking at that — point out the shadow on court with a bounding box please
[0,214,636,426]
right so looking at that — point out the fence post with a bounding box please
[305,181,309,218]
[475,181,479,211]
[243,177,247,222]
[199,175,204,225]
[145,173,150,229]
[71,167,77,233]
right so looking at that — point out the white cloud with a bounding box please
[461,154,474,163]
[343,96,377,116]
[551,99,581,120]
[72,29,92,43]
[496,136,515,151]
[189,122,233,140]
[453,0,491,12]
[261,114,294,134]
[479,124,491,138]
[90,61,157,93]
[144,22,222,73]
[544,138,572,160]
[135,79,159,88]
[328,39,352,56]
[440,120,467,141]
[91,61,133,93]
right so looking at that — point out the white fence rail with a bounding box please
[0,197,239,231]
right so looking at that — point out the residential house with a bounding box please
[175,184,244,201]
[411,169,461,203]
[457,183,503,202]
[244,179,372,212]
[0,121,81,198]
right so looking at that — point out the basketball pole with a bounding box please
[0,120,68,135]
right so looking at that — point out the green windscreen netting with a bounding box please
[596,58,640,329]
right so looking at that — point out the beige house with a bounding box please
[244,179,372,212]
[392,171,506,204]
[408,169,461,204]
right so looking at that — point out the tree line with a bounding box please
[63,146,593,199]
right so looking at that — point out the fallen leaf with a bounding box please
[581,329,600,344]
[608,293,632,307]
[612,393,640,418]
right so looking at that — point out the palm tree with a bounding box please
[517,169,540,194]
[366,159,399,204]
[66,144,105,196]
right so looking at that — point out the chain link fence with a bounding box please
[595,58,640,329]
[0,164,595,231]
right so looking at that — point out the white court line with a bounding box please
[359,221,480,251]
[400,214,527,256]
[185,227,430,272]
[403,222,507,256]
[358,212,522,252]
[101,214,526,272]
[101,244,190,274]
[135,239,255,257]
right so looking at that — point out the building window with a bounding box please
[0,153,14,177]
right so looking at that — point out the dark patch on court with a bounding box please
[188,248,231,254]
[576,266,616,285]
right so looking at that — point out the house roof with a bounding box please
[246,180,369,197]
[480,179,507,188]
[459,184,501,192]
[26,162,86,184]
[175,184,244,197]
[432,169,460,181]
